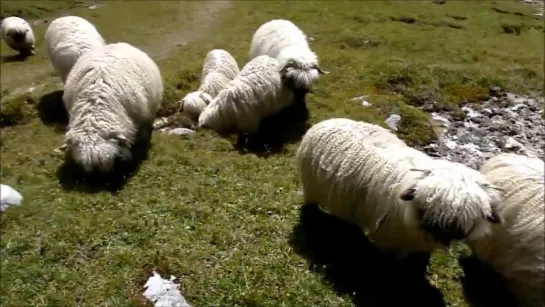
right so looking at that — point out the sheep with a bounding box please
[44,16,106,83]
[179,49,240,121]
[296,118,503,257]
[198,55,294,134]
[249,19,328,93]
[57,42,163,173]
[467,153,544,307]
[0,16,35,56]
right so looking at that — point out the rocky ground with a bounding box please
[424,87,544,169]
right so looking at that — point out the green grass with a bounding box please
[0,1,543,306]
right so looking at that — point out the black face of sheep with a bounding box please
[10,30,26,42]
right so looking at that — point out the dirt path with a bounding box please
[0,0,231,103]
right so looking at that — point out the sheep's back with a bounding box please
[64,42,163,124]
[199,55,290,133]
[45,16,105,82]
[250,19,310,59]
[202,49,239,81]
[472,153,545,307]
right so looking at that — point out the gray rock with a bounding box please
[162,127,196,136]
[385,114,401,131]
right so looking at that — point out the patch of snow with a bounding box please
[385,114,401,131]
[1,184,23,212]
[143,271,191,307]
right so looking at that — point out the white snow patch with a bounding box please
[143,271,191,307]
[1,184,23,212]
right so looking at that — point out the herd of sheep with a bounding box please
[1,14,544,307]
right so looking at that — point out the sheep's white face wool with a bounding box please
[66,133,131,173]
[405,165,501,246]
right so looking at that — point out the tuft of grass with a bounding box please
[0,1,543,306]
[0,94,36,126]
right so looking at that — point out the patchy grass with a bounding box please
[0,1,543,306]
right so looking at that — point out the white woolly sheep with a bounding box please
[179,49,240,121]
[467,153,544,307]
[1,16,35,56]
[45,16,106,83]
[198,55,294,134]
[249,19,328,92]
[296,118,503,256]
[58,42,163,173]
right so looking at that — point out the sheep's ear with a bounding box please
[313,64,329,75]
[279,60,295,73]
[409,168,432,177]
[486,204,502,224]
[54,143,68,154]
[486,210,502,224]
[400,187,417,201]
[110,132,129,147]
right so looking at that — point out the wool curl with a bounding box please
[197,55,293,134]
[296,118,503,256]
[45,16,106,83]
[0,16,35,55]
[179,49,239,120]
[468,153,544,307]
[60,42,163,173]
[249,19,328,92]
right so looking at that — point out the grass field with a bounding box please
[1,1,543,306]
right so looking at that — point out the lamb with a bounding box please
[57,42,163,173]
[296,118,503,257]
[467,153,544,307]
[198,55,294,134]
[0,16,35,56]
[45,16,106,83]
[179,49,239,121]
[249,19,328,93]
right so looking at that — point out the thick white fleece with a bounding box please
[179,49,239,120]
[249,19,326,91]
[469,153,544,307]
[198,55,293,134]
[45,16,106,83]
[296,118,503,255]
[62,42,163,173]
[1,16,35,55]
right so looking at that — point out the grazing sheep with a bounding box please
[179,49,240,121]
[198,55,294,134]
[249,19,328,92]
[296,118,503,256]
[45,16,106,83]
[58,42,163,173]
[468,153,544,307]
[1,16,35,56]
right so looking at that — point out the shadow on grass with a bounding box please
[233,92,311,157]
[56,125,153,194]
[458,256,517,307]
[289,204,446,307]
[36,90,69,132]
[0,53,30,63]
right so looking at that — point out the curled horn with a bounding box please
[409,168,432,176]
[313,64,329,75]
[279,60,296,74]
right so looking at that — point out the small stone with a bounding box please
[351,96,371,107]
[166,127,196,136]
[504,137,524,152]
[385,114,401,131]
[511,104,526,112]
[444,140,457,150]
[488,86,502,97]
[153,117,170,130]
